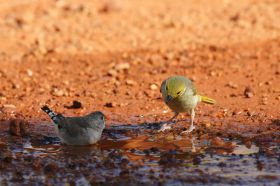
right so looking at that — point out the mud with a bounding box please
[0,120,279,185]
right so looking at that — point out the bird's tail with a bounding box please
[41,105,59,125]
[198,95,216,104]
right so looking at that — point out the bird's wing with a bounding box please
[74,117,101,130]
[191,84,197,96]
[60,117,86,137]
[182,77,197,96]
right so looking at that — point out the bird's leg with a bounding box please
[159,112,179,132]
[168,112,179,123]
[182,109,195,133]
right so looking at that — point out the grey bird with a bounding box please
[41,105,105,145]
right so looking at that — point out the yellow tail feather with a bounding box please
[198,95,216,104]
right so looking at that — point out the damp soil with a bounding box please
[0,120,280,185]
[0,0,280,185]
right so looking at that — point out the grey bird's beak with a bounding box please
[165,95,173,103]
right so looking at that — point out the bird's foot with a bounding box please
[158,123,172,132]
[181,125,195,134]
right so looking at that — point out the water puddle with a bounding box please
[232,143,259,155]
[0,121,279,185]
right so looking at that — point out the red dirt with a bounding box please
[0,0,279,136]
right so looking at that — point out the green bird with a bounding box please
[41,105,105,145]
[160,76,215,133]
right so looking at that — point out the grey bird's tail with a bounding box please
[41,105,59,125]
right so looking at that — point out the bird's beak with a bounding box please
[165,95,173,103]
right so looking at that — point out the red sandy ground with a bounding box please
[0,0,279,137]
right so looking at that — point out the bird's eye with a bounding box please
[177,91,181,95]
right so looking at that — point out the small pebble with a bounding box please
[51,88,64,97]
[210,137,235,149]
[226,82,238,89]
[65,100,82,109]
[115,62,130,71]
[244,86,254,98]
[26,69,33,76]
[3,104,16,109]
[104,102,117,108]
[126,80,136,86]
[150,84,158,90]
[107,69,118,77]
[1,104,16,115]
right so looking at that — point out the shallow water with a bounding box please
[0,121,279,185]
